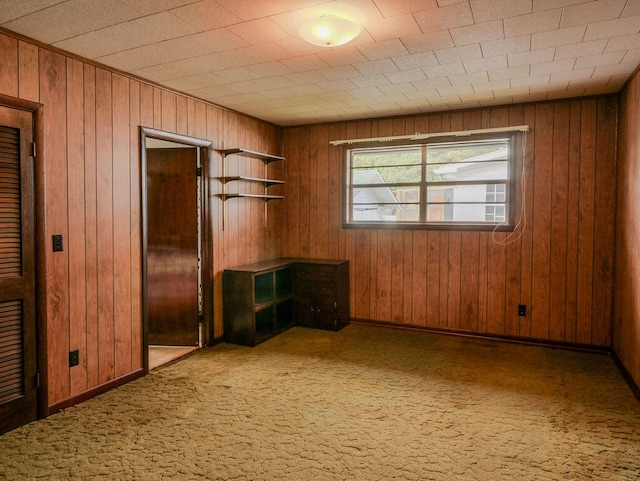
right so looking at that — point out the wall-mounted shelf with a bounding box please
[216,148,284,164]
[217,193,284,201]
[216,176,285,187]
[216,147,285,229]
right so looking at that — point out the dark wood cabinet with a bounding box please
[293,261,349,331]
[223,258,349,346]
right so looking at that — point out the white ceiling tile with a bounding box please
[623,0,640,16]
[594,61,640,77]
[135,12,201,41]
[391,52,439,70]
[574,51,625,69]
[357,39,410,60]
[52,17,177,58]
[503,8,562,37]
[488,64,530,81]
[584,15,640,41]
[236,42,291,62]
[530,58,576,75]
[97,44,172,71]
[215,0,288,21]
[622,48,640,63]
[247,61,294,77]
[317,79,357,91]
[349,86,385,98]
[351,73,391,88]
[437,82,474,97]
[469,0,532,24]
[413,2,475,32]
[434,44,483,64]
[0,0,65,23]
[229,17,290,44]
[464,55,508,73]
[279,54,329,73]
[283,70,327,85]
[377,81,417,95]
[317,64,362,80]
[162,0,241,30]
[449,71,489,86]
[604,33,640,52]
[401,31,455,53]
[550,67,595,83]
[510,73,551,88]
[316,47,369,66]
[215,67,261,82]
[364,13,422,41]
[450,20,505,46]
[471,78,511,92]
[412,77,453,90]
[422,62,466,78]
[118,0,198,15]
[189,29,250,53]
[3,3,87,43]
[531,25,586,50]
[481,34,530,56]
[508,47,555,67]
[532,0,588,12]
[384,67,427,83]
[276,37,324,56]
[353,58,400,75]
[554,39,607,60]
[560,0,628,28]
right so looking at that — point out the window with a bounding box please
[344,132,521,230]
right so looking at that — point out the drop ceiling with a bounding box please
[1,0,639,126]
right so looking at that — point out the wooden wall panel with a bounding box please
[283,97,618,348]
[0,34,18,97]
[0,30,283,409]
[83,64,99,389]
[67,58,87,396]
[40,49,70,403]
[18,41,39,102]
[614,70,640,390]
[112,74,132,378]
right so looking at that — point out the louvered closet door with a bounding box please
[0,105,37,435]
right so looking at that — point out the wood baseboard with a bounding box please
[611,352,640,401]
[350,318,612,354]
[47,369,145,416]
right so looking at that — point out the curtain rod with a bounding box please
[329,125,530,146]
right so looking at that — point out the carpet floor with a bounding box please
[1,324,639,480]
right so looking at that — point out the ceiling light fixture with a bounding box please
[298,15,361,47]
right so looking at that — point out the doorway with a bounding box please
[140,128,212,372]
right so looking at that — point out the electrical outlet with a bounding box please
[69,350,79,367]
[52,234,64,252]
[518,304,527,317]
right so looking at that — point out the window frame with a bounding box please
[342,130,523,231]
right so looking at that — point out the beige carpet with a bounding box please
[1,324,639,480]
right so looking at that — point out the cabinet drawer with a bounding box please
[295,280,336,297]
[294,264,336,282]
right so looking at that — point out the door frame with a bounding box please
[0,93,46,420]
[140,127,213,373]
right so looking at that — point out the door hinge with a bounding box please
[196,166,202,177]
[31,142,36,158]
[35,372,40,388]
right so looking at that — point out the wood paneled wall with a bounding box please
[282,97,618,348]
[615,69,640,389]
[0,30,283,409]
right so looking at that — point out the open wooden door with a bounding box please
[146,147,199,346]
[0,105,37,435]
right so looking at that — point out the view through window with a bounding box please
[345,133,520,230]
